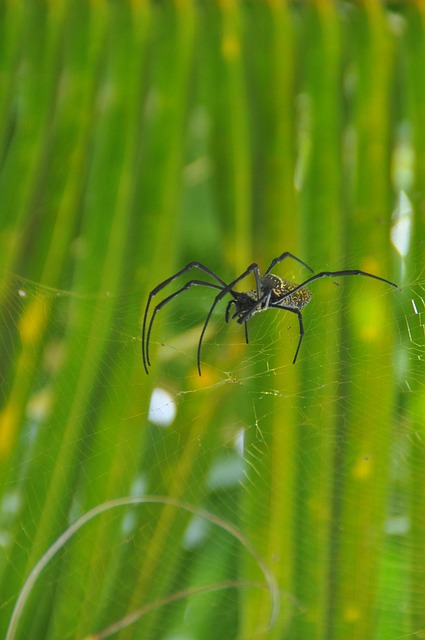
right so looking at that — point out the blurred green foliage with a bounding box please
[0,2,423,640]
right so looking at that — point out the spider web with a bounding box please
[142,254,421,639]
[1,240,422,640]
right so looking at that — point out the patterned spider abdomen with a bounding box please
[226,273,312,326]
[265,274,312,310]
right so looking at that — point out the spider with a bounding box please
[142,251,400,376]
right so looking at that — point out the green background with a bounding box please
[0,2,423,639]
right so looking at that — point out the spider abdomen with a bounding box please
[267,275,312,310]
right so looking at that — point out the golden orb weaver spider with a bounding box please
[142,251,400,376]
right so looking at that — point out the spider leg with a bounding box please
[145,280,221,366]
[144,279,224,372]
[264,252,314,276]
[197,263,260,375]
[275,269,401,305]
[289,308,304,364]
[270,304,305,364]
[225,300,249,343]
[225,300,235,324]
[142,261,228,374]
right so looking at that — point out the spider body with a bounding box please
[226,275,312,325]
[142,252,400,376]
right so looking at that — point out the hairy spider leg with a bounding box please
[224,300,234,324]
[197,263,261,375]
[142,262,228,374]
[273,269,401,305]
[264,251,314,276]
[144,280,225,372]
